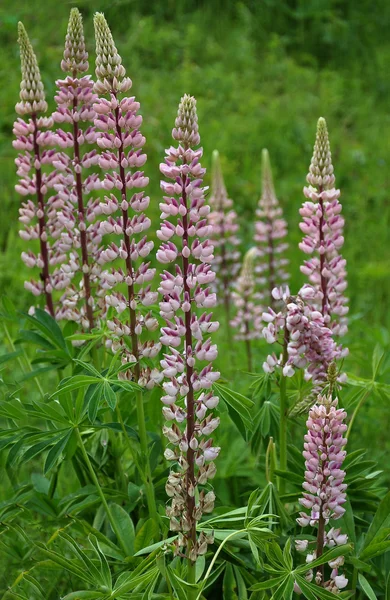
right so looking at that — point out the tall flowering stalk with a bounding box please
[254,149,289,308]
[208,150,240,321]
[157,95,220,573]
[262,285,338,493]
[296,392,348,593]
[230,247,263,371]
[299,118,348,339]
[14,23,57,316]
[53,8,102,328]
[92,13,160,522]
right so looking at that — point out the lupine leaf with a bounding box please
[110,503,135,556]
[358,573,378,600]
[363,490,390,549]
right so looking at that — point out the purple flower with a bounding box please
[208,150,240,317]
[296,395,348,592]
[14,23,58,316]
[299,118,348,339]
[157,95,220,561]
[51,9,102,328]
[254,149,289,307]
[262,286,339,385]
[92,13,160,386]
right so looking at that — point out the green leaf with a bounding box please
[363,490,390,549]
[358,574,377,600]
[360,540,390,560]
[110,503,135,556]
[294,544,352,573]
[134,518,158,554]
[274,469,302,486]
[250,576,286,591]
[53,375,102,397]
[134,535,178,556]
[213,382,254,439]
[62,592,104,599]
[0,349,23,365]
[223,562,238,600]
[26,308,67,351]
[103,381,117,409]
[44,429,73,474]
[295,576,337,600]
[88,535,112,591]
[87,383,104,422]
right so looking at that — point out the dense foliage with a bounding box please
[0,2,389,599]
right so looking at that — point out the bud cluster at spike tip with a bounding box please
[295,395,349,594]
[299,118,349,339]
[93,13,132,94]
[254,149,289,306]
[207,150,240,307]
[14,23,67,315]
[261,285,343,385]
[16,22,48,116]
[157,94,220,561]
[91,13,160,385]
[52,8,104,327]
[230,247,263,342]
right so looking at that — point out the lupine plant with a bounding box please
[254,149,289,308]
[231,247,263,370]
[14,24,58,316]
[52,8,102,328]
[157,95,220,573]
[208,150,240,322]
[0,10,389,600]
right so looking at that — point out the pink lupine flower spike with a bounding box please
[157,95,220,563]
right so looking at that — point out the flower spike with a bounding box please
[157,95,220,562]
[16,22,47,116]
[93,13,132,94]
[61,8,89,73]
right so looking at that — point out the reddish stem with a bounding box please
[267,217,275,309]
[181,169,197,559]
[114,104,140,378]
[72,84,94,329]
[318,184,328,316]
[31,113,54,317]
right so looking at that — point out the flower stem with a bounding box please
[75,427,127,554]
[278,327,289,495]
[32,113,54,317]
[187,559,197,600]
[135,390,159,524]
[195,529,246,600]
[72,83,94,329]
[244,320,252,372]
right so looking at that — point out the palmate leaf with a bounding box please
[295,576,339,600]
[44,429,73,474]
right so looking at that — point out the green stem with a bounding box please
[75,427,128,554]
[278,328,289,495]
[187,559,197,600]
[135,391,158,524]
[279,373,287,495]
[195,529,246,600]
[346,389,370,440]
[351,566,358,599]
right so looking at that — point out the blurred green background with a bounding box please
[1,0,389,327]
